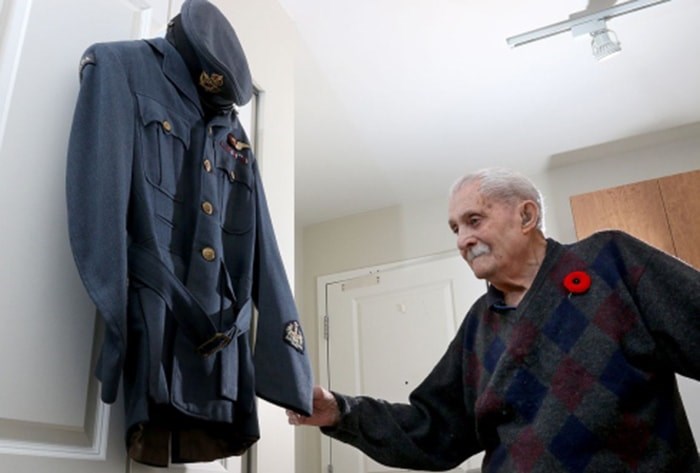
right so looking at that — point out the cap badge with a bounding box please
[199,71,224,93]
[283,321,305,353]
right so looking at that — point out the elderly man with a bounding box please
[289,168,700,472]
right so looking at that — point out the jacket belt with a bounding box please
[127,243,251,357]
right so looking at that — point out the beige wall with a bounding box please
[295,122,700,473]
[213,1,299,472]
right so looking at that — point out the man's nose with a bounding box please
[457,228,475,252]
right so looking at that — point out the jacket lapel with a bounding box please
[146,37,202,114]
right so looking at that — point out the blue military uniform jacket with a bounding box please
[66,37,312,466]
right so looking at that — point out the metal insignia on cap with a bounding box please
[199,71,224,93]
[283,321,305,353]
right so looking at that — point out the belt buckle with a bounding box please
[197,332,233,357]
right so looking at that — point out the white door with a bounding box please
[0,1,243,472]
[318,253,487,473]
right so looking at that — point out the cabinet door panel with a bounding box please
[659,170,700,269]
[570,179,676,254]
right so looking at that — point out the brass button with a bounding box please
[201,201,214,215]
[162,120,172,132]
[201,247,216,261]
[203,159,212,173]
[228,170,236,182]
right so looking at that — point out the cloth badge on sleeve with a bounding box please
[284,321,305,353]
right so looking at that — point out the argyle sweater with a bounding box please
[323,231,700,472]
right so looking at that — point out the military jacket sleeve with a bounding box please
[66,45,133,403]
[249,159,313,412]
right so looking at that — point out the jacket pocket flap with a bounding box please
[136,94,193,149]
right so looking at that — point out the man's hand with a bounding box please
[286,385,341,427]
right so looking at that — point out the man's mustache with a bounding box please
[467,242,491,262]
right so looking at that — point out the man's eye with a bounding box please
[469,217,480,226]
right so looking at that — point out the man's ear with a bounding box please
[519,201,538,232]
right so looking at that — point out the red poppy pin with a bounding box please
[563,270,591,295]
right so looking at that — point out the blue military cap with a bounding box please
[176,0,253,107]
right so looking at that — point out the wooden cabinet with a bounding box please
[570,169,700,269]
[658,171,700,270]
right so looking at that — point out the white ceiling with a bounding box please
[277,0,700,226]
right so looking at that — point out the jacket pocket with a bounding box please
[136,93,193,199]
[220,157,255,235]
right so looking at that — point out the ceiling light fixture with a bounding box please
[590,27,621,61]
[572,18,622,61]
[506,0,671,60]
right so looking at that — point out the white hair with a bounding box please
[450,168,546,232]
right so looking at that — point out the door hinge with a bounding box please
[327,464,334,473]
[323,314,329,340]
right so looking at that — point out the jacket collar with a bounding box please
[146,37,203,115]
